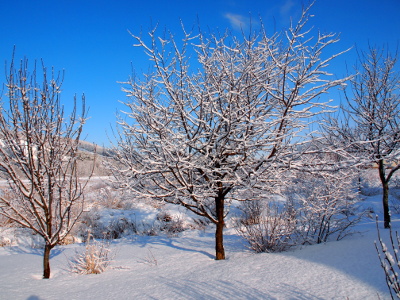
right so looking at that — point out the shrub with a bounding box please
[101,217,138,239]
[96,186,127,209]
[69,231,113,275]
[76,209,138,240]
[358,169,383,196]
[375,217,400,299]
[236,200,296,253]
[287,172,363,244]
[157,211,186,237]
[0,235,12,247]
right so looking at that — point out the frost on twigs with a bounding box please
[108,2,351,260]
[0,55,91,278]
[287,170,364,245]
[375,216,400,299]
[68,231,114,275]
[236,168,365,253]
[323,47,400,229]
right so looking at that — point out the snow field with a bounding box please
[0,220,392,299]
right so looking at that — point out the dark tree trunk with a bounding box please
[43,244,53,279]
[382,182,390,229]
[215,195,225,260]
[378,160,391,228]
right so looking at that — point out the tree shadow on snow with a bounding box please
[126,231,248,260]
[5,245,64,258]
[26,296,43,300]
[126,234,214,259]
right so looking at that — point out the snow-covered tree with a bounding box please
[109,5,349,260]
[0,56,91,278]
[325,48,400,228]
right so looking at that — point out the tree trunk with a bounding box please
[43,244,52,279]
[378,160,391,228]
[382,182,390,229]
[215,196,225,260]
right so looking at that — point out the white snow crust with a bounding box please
[0,193,393,299]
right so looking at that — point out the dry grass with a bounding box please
[68,231,113,275]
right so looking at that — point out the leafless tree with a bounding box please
[109,5,349,260]
[0,56,91,278]
[325,47,400,228]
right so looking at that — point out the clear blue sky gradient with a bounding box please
[0,0,399,145]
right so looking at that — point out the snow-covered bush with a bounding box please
[0,231,12,247]
[0,227,45,249]
[235,170,365,252]
[236,200,264,226]
[57,234,77,245]
[0,237,11,247]
[392,175,400,189]
[74,200,192,240]
[0,211,14,227]
[375,218,400,299]
[389,174,400,213]
[105,217,138,239]
[390,189,400,214]
[76,209,138,240]
[359,169,382,196]
[0,208,16,247]
[236,200,296,253]
[157,211,186,237]
[192,217,211,231]
[287,172,363,244]
[69,231,113,275]
[96,185,133,210]
[84,180,134,211]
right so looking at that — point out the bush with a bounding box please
[358,169,383,196]
[236,200,296,253]
[287,172,363,244]
[76,209,138,240]
[96,186,128,210]
[0,235,12,247]
[69,231,113,275]
[157,211,186,237]
[375,217,400,299]
[237,171,365,253]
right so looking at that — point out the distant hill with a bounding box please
[0,138,113,179]
[78,140,109,156]
[77,140,113,177]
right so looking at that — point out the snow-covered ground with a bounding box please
[0,187,396,299]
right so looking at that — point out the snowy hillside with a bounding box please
[0,188,395,299]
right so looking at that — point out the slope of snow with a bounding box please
[0,221,392,299]
[0,187,396,299]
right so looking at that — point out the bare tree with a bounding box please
[109,5,349,260]
[326,48,400,228]
[0,57,91,278]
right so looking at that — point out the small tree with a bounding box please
[0,56,91,278]
[109,5,349,260]
[326,48,400,228]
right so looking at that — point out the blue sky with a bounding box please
[0,0,399,146]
